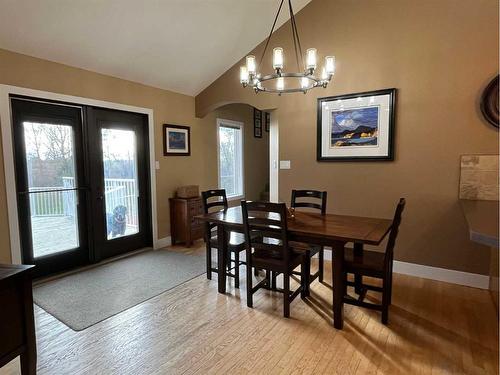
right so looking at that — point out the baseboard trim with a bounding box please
[320,248,489,290]
[155,236,172,249]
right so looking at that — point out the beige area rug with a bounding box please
[33,249,206,331]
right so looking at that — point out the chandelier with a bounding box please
[239,0,335,94]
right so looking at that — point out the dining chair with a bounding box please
[241,200,307,318]
[289,189,327,291]
[342,198,406,324]
[201,189,246,288]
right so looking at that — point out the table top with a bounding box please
[196,207,393,245]
[460,199,499,248]
[0,263,34,281]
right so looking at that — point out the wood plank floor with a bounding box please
[1,243,498,374]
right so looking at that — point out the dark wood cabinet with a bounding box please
[0,264,36,374]
[169,197,204,247]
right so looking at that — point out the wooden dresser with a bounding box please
[169,196,204,247]
[0,264,36,374]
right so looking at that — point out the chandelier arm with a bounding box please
[288,0,301,72]
[289,0,305,71]
[259,0,285,68]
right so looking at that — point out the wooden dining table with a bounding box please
[196,206,393,329]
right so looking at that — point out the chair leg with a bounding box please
[382,277,389,325]
[235,251,240,289]
[304,255,311,297]
[318,247,324,282]
[206,245,212,280]
[354,273,363,295]
[227,251,232,272]
[300,261,308,299]
[246,259,253,308]
[283,272,290,318]
[353,242,363,294]
[271,271,277,290]
[388,257,394,305]
[265,269,271,289]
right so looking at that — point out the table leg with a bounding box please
[217,224,228,294]
[332,240,345,329]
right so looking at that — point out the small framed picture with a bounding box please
[163,124,190,156]
[317,88,396,161]
[254,125,262,138]
[254,107,262,120]
[254,108,262,138]
[265,112,270,132]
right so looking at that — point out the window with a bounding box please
[217,119,243,199]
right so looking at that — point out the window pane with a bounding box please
[218,124,242,197]
[23,122,79,258]
[101,128,139,240]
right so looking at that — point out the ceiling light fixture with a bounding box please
[240,0,335,94]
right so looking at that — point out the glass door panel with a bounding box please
[101,128,139,240]
[23,122,80,257]
[12,98,88,277]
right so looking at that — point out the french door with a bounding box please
[11,98,152,277]
[86,107,151,260]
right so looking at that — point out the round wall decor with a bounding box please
[480,75,499,129]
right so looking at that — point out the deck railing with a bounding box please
[29,178,138,227]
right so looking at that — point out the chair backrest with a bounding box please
[385,198,406,265]
[291,189,327,215]
[201,189,228,238]
[241,201,290,264]
[201,189,228,214]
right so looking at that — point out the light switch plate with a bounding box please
[155,161,160,170]
[279,160,291,169]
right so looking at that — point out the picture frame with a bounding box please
[254,108,262,138]
[163,124,191,156]
[265,112,270,132]
[254,123,262,138]
[317,88,396,161]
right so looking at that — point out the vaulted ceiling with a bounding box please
[0,0,312,96]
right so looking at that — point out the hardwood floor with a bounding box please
[1,242,498,374]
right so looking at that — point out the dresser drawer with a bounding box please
[191,225,204,240]
[189,199,203,215]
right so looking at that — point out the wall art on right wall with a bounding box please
[317,88,396,161]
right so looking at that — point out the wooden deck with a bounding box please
[1,242,498,374]
[31,216,137,258]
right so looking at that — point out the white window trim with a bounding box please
[216,118,244,201]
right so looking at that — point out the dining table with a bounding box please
[196,206,393,329]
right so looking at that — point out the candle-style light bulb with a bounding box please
[306,48,317,71]
[240,66,249,85]
[321,67,328,80]
[246,55,256,75]
[276,77,284,91]
[273,47,284,71]
[325,56,335,76]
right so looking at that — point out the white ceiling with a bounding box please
[0,0,312,96]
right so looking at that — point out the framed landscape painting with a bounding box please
[317,88,396,161]
[163,124,190,156]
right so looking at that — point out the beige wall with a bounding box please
[0,49,268,263]
[196,0,499,274]
[201,103,269,203]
